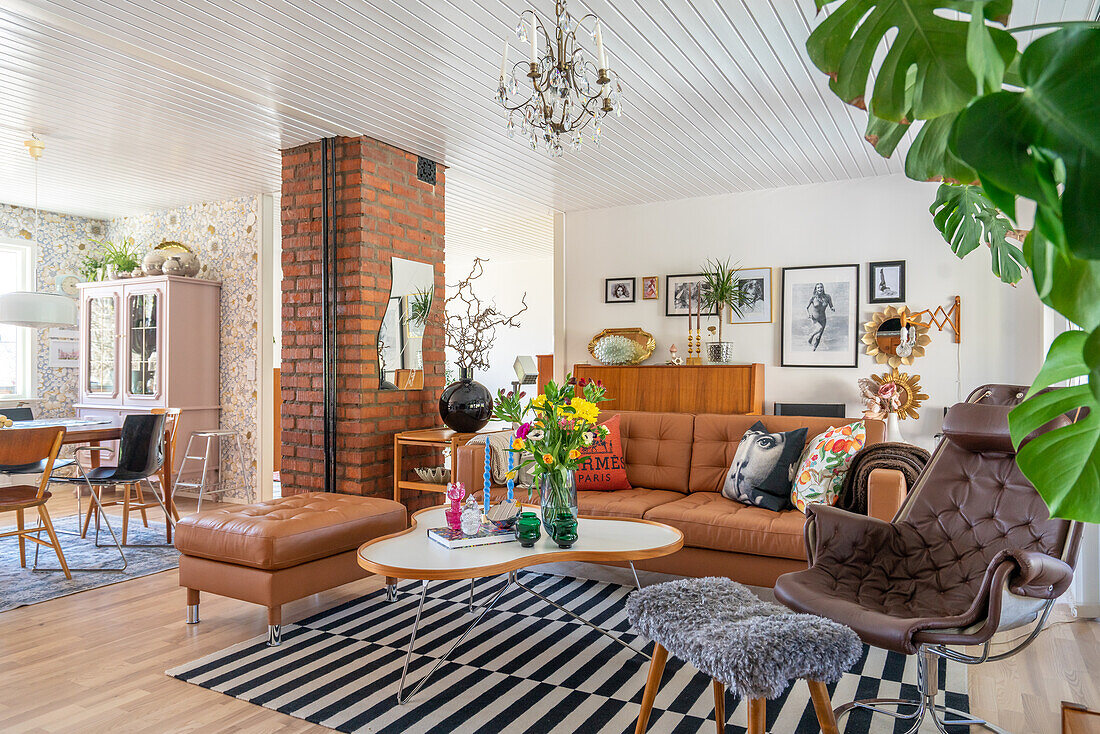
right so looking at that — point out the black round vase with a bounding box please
[439,368,493,432]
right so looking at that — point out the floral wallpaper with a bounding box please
[0,203,106,417]
[108,197,260,500]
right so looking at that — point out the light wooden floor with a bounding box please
[0,492,1097,733]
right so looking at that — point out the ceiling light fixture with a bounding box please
[497,0,623,157]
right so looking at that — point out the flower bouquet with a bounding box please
[492,375,610,547]
[858,377,905,442]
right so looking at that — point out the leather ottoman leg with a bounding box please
[186,588,200,624]
[268,605,282,646]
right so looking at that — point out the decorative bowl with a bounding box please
[414,466,451,484]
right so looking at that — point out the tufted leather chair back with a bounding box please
[895,403,1077,609]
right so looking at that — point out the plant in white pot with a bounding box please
[699,257,751,364]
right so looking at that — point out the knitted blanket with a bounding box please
[838,441,930,515]
[465,432,535,487]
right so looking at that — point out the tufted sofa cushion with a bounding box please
[174,492,407,570]
[688,414,885,493]
[603,410,695,492]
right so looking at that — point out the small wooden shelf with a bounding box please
[393,425,506,505]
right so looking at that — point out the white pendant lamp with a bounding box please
[0,136,79,329]
[0,291,77,328]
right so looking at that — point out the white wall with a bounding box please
[445,252,554,396]
[562,174,1045,446]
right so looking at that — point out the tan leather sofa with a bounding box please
[456,411,902,588]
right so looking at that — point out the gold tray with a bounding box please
[587,327,656,365]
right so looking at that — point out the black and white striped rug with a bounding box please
[167,572,968,733]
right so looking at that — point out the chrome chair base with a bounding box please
[834,645,1009,734]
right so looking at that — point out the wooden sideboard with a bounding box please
[573,363,764,414]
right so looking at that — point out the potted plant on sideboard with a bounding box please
[699,257,751,364]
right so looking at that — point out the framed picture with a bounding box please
[665,273,718,317]
[641,276,659,300]
[728,267,773,325]
[49,339,80,369]
[781,264,860,367]
[605,277,636,303]
[868,260,905,303]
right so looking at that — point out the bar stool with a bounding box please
[173,429,253,510]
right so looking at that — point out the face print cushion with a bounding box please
[721,421,808,512]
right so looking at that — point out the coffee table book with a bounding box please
[427,525,517,550]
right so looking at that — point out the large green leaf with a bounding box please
[905,112,979,183]
[808,0,1016,121]
[1009,331,1100,522]
[951,27,1100,260]
[930,184,1025,283]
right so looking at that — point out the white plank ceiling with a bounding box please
[0,0,1095,256]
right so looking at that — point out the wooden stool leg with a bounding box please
[81,489,97,538]
[16,509,25,567]
[37,504,71,580]
[635,643,669,734]
[121,484,131,545]
[712,679,725,734]
[806,680,839,734]
[747,698,766,734]
[135,483,150,527]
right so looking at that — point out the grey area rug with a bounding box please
[1,514,178,612]
[167,572,968,733]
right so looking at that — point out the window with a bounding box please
[0,239,37,400]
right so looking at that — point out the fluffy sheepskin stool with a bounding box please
[625,576,861,734]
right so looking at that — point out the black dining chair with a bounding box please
[52,413,174,557]
[4,407,34,421]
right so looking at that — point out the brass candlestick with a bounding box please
[686,290,703,365]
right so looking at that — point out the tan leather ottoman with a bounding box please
[175,492,406,645]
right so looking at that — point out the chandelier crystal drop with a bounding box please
[497,0,623,156]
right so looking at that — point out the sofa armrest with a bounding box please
[454,443,488,494]
[1006,549,1074,598]
[866,468,907,522]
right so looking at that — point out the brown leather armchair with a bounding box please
[775,399,1083,733]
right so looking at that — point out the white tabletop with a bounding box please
[357,505,684,581]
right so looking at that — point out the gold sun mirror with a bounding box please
[871,370,929,420]
[862,306,931,368]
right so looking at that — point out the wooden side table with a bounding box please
[393,427,491,505]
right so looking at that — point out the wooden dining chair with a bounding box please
[150,408,181,523]
[0,426,71,579]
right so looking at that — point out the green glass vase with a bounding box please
[515,511,541,548]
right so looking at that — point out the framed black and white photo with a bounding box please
[781,264,859,367]
[605,277,636,303]
[665,273,718,317]
[868,260,905,303]
[728,267,773,325]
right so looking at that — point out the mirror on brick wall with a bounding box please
[378,257,434,390]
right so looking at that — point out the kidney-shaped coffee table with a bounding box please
[357,505,683,703]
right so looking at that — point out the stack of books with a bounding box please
[427,525,517,550]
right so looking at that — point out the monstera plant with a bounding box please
[807,1,1100,522]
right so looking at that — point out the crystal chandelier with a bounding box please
[497,0,623,156]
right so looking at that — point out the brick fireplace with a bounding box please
[280,135,445,510]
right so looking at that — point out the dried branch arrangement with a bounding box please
[444,257,527,372]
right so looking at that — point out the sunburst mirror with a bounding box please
[862,306,931,368]
[871,370,929,420]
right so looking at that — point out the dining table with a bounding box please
[9,417,177,541]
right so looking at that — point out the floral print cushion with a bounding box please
[791,421,867,513]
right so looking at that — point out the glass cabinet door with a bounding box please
[86,295,117,395]
[127,291,160,397]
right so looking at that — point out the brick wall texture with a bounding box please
[280,135,446,511]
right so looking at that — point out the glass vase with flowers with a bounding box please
[492,376,611,547]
